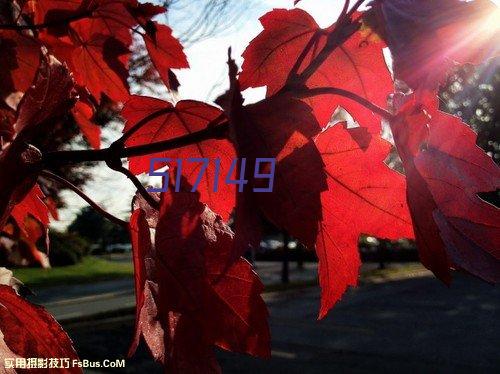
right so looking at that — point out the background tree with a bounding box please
[68,206,129,249]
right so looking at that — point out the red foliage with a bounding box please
[122,96,235,220]
[129,183,270,372]
[72,102,101,150]
[391,96,500,283]
[366,0,500,90]
[0,285,80,373]
[143,22,189,88]
[239,8,392,127]
[0,51,74,230]
[314,123,414,317]
[0,0,499,372]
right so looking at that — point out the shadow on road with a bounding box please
[65,273,499,373]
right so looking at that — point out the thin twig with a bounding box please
[40,170,128,228]
[295,87,393,120]
[340,0,351,20]
[345,0,367,19]
[298,19,361,83]
[286,31,323,84]
[108,162,160,210]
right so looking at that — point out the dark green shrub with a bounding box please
[48,231,90,266]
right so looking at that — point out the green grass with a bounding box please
[12,258,428,291]
[361,263,428,281]
[13,256,134,288]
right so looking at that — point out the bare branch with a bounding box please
[42,121,230,165]
[40,170,128,228]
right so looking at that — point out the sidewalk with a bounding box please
[28,261,430,323]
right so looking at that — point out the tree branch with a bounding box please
[0,11,92,30]
[40,170,128,228]
[42,121,230,166]
[295,87,393,120]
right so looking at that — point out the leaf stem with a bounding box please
[107,161,160,210]
[296,87,393,120]
[298,19,361,82]
[40,170,128,228]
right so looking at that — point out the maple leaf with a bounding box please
[239,8,318,94]
[239,8,392,128]
[15,52,76,138]
[222,53,412,316]
[32,0,137,41]
[11,184,49,233]
[128,208,160,361]
[314,123,414,317]
[122,95,235,220]
[69,21,130,102]
[0,285,80,373]
[142,22,189,89]
[0,51,75,229]
[218,53,325,254]
[0,329,19,374]
[0,31,40,97]
[390,96,500,283]
[129,183,270,372]
[0,102,15,146]
[9,185,51,269]
[230,94,326,254]
[366,0,500,90]
[73,101,101,149]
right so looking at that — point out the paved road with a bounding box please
[64,272,499,373]
[29,262,428,322]
[30,261,406,321]
[29,261,321,321]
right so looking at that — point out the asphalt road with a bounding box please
[64,272,499,373]
[30,261,320,321]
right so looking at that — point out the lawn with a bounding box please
[13,256,134,288]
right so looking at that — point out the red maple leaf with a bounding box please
[0,31,40,97]
[142,22,189,89]
[11,184,49,231]
[0,51,75,229]
[314,123,414,317]
[222,54,412,315]
[69,21,130,102]
[391,96,500,283]
[218,54,325,254]
[122,96,235,220]
[0,285,80,373]
[366,0,500,90]
[239,8,392,128]
[129,183,270,372]
[72,101,101,149]
[228,93,325,255]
